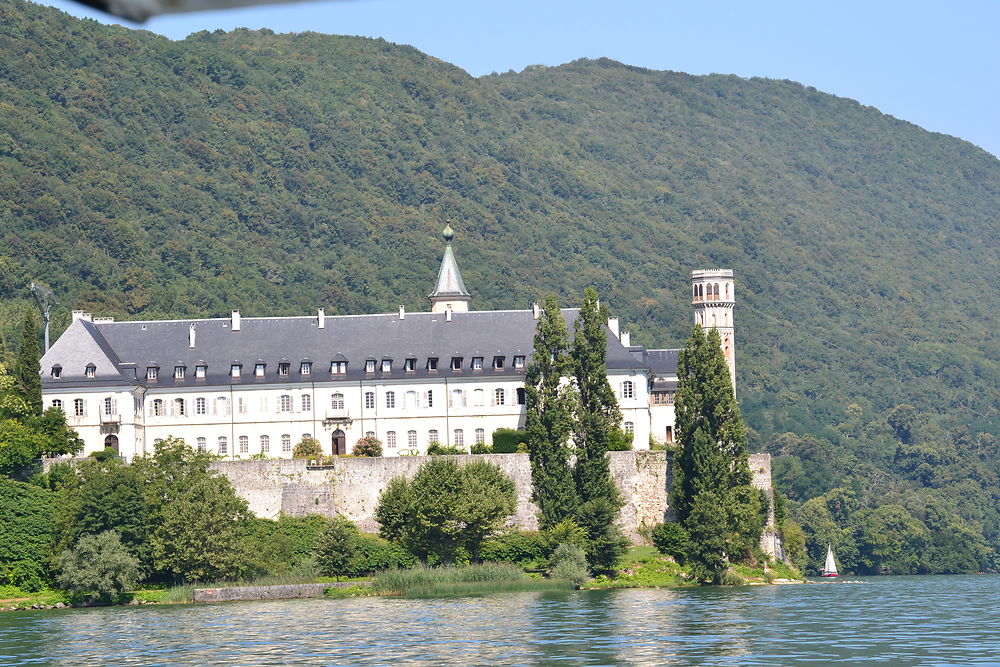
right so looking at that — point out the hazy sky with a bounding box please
[38,0,1000,157]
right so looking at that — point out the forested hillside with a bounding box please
[1,0,998,570]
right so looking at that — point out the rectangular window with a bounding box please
[454,429,464,447]
[495,388,505,406]
[331,393,345,410]
[197,437,206,452]
[146,367,158,381]
[301,394,312,412]
[385,392,396,409]
[407,430,417,448]
[381,359,392,373]
[365,392,375,410]
[652,392,668,406]
[74,398,86,417]
[425,390,433,408]
[151,399,163,417]
[386,431,396,448]
[475,428,485,444]
[622,381,634,399]
[174,366,185,380]
[427,358,438,371]
[238,397,249,415]
[365,431,375,438]
[428,429,439,444]
[513,356,525,369]
[231,364,241,378]
[492,356,504,369]
[52,399,63,410]
[85,366,96,378]
[255,363,265,378]
[624,421,634,434]
[279,395,292,412]
[261,435,270,452]
[404,358,416,372]
[218,436,228,455]
[239,435,249,453]
[330,361,347,375]
[300,362,311,375]
[195,365,207,379]
[450,389,465,408]
[516,387,526,405]
[281,435,291,452]
[451,357,463,371]
[104,397,115,415]
[195,397,207,415]
[472,357,483,370]
[278,363,289,376]
[365,360,376,373]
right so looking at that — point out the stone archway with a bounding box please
[332,429,346,456]
[104,434,119,454]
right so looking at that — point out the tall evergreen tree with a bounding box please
[13,313,42,415]
[524,295,579,529]
[672,325,762,579]
[571,287,623,508]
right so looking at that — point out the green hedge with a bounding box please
[491,429,527,454]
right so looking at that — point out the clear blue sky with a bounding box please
[38,0,1000,157]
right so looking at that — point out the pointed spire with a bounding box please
[429,223,471,313]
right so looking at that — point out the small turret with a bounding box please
[691,269,736,391]
[429,223,471,313]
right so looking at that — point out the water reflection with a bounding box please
[2,577,1000,665]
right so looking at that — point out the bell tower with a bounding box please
[691,269,736,391]
[429,223,471,313]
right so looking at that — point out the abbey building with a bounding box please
[40,227,737,461]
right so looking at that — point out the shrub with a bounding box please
[315,516,358,578]
[576,499,630,571]
[292,437,323,459]
[240,514,329,578]
[349,534,416,575]
[427,441,465,455]
[480,531,549,565]
[470,443,493,454]
[491,428,527,454]
[352,436,383,457]
[57,530,141,603]
[606,429,634,452]
[548,543,590,586]
[652,522,689,563]
[542,519,590,554]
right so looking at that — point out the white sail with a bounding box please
[824,546,838,575]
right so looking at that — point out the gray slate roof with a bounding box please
[41,309,656,390]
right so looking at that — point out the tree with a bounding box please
[375,458,515,564]
[151,474,250,582]
[0,477,55,591]
[57,530,141,603]
[671,325,763,579]
[315,516,359,578]
[524,294,578,528]
[13,313,42,415]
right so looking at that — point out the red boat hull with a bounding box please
[820,573,838,577]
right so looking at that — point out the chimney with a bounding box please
[620,331,631,347]
[607,317,620,337]
[188,324,196,349]
[532,302,540,319]
[231,310,241,331]
[446,305,453,322]
[317,308,325,329]
[399,305,405,320]
[72,310,92,322]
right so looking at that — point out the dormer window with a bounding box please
[278,363,290,376]
[231,364,242,378]
[451,357,463,371]
[175,366,186,380]
[300,362,311,375]
[493,356,505,369]
[427,358,438,371]
[404,358,416,372]
[51,365,62,379]
[195,365,207,379]
[472,357,483,370]
[330,361,347,375]
[513,356,525,369]
[381,359,392,373]
[365,359,376,373]
[254,363,266,378]
[85,364,96,378]
[146,366,158,381]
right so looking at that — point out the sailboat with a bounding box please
[820,545,839,578]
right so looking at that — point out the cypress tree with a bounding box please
[14,312,42,415]
[671,325,762,578]
[524,295,579,528]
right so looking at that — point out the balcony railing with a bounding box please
[100,413,121,424]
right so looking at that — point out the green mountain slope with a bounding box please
[1,0,999,568]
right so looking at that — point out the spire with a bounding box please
[429,223,471,313]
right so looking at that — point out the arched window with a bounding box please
[196,437,206,452]
[454,429,464,447]
[260,435,270,453]
[450,389,465,408]
[475,428,485,444]
[725,283,730,299]
[280,395,293,412]
[74,398,86,417]
[386,431,396,448]
[622,381,634,399]
[239,436,249,453]
[428,429,439,445]
[218,436,228,454]
[494,388,505,406]
[385,391,395,409]
[52,399,63,410]
[692,284,698,299]
[301,394,312,412]
[330,393,345,410]
[473,388,485,407]
[281,434,291,452]
[195,397,207,415]
[365,392,375,410]
[150,399,163,417]
[173,397,186,416]
[407,430,417,448]
[715,283,721,299]
[624,421,634,434]
[665,426,674,442]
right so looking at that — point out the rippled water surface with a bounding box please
[3,576,1000,665]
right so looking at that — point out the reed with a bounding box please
[372,562,573,597]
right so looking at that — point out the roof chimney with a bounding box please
[446,305,453,322]
[317,308,325,329]
[607,317,620,337]
[620,331,631,347]
[72,310,92,322]
[188,324,196,349]
[231,310,241,331]
[532,302,540,319]
[399,305,405,320]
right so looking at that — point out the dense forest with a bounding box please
[1,0,998,571]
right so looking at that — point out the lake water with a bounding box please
[2,576,998,665]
